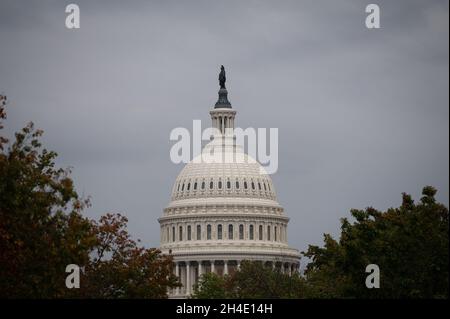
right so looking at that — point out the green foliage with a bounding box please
[193,188,449,299]
[303,187,449,298]
[192,272,229,299]
[192,261,308,299]
[0,97,179,298]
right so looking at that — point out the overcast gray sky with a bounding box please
[1,0,448,256]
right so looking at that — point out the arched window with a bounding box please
[197,225,201,240]
[187,183,190,191]
[187,225,192,240]
[194,182,197,190]
[239,224,244,240]
[252,181,255,190]
[218,180,222,189]
[172,226,175,242]
[267,183,271,191]
[217,224,222,240]
[259,225,263,240]
[263,182,266,191]
[181,183,185,191]
[210,181,214,189]
[207,224,212,240]
[228,224,233,240]
[236,181,239,189]
[179,226,183,241]
[177,183,180,191]
[227,180,231,189]
[274,226,277,241]
[267,225,271,241]
[244,181,248,189]
[249,225,254,240]
[258,182,261,190]
[201,181,205,190]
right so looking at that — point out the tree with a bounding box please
[0,96,179,298]
[303,187,449,298]
[192,272,229,299]
[77,213,180,298]
[192,261,308,299]
[0,94,93,297]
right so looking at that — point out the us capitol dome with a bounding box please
[159,66,300,298]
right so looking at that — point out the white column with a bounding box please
[198,261,203,277]
[237,260,241,270]
[211,260,215,274]
[186,263,191,296]
[224,260,228,275]
[175,262,180,295]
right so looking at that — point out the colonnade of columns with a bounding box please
[210,108,236,136]
[211,115,235,135]
[171,260,300,297]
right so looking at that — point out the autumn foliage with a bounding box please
[0,96,179,298]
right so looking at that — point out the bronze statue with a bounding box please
[219,65,226,89]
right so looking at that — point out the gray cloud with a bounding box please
[1,0,448,255]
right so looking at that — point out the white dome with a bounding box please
[169,138,278,204]
[158,81,300,298]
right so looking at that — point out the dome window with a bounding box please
[172,226,175,242]
[258,182,261,190]
[259,225,263,240]
[187,183,190,191]
[263,183,266,191]
[201,181,205,190]
[179,226,183,241]
[251,181,255,190]
[194,182,197,190]
[236,181,239,189]
[177,183,180,191]
[196,225,201,240]
[218,180,222,189]
[207,224,212,240]
[239,224,244,240]
[249,225,254,240]
[187,225,192,240]
[228,224,234,239]
[210,181,214,189]
[244,181,248,189]
[274,226,277,241]
[217,224,222,240]
[267,225,271,241]
[227,180,231,189]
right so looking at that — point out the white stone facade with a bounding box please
[159,87,300,298]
